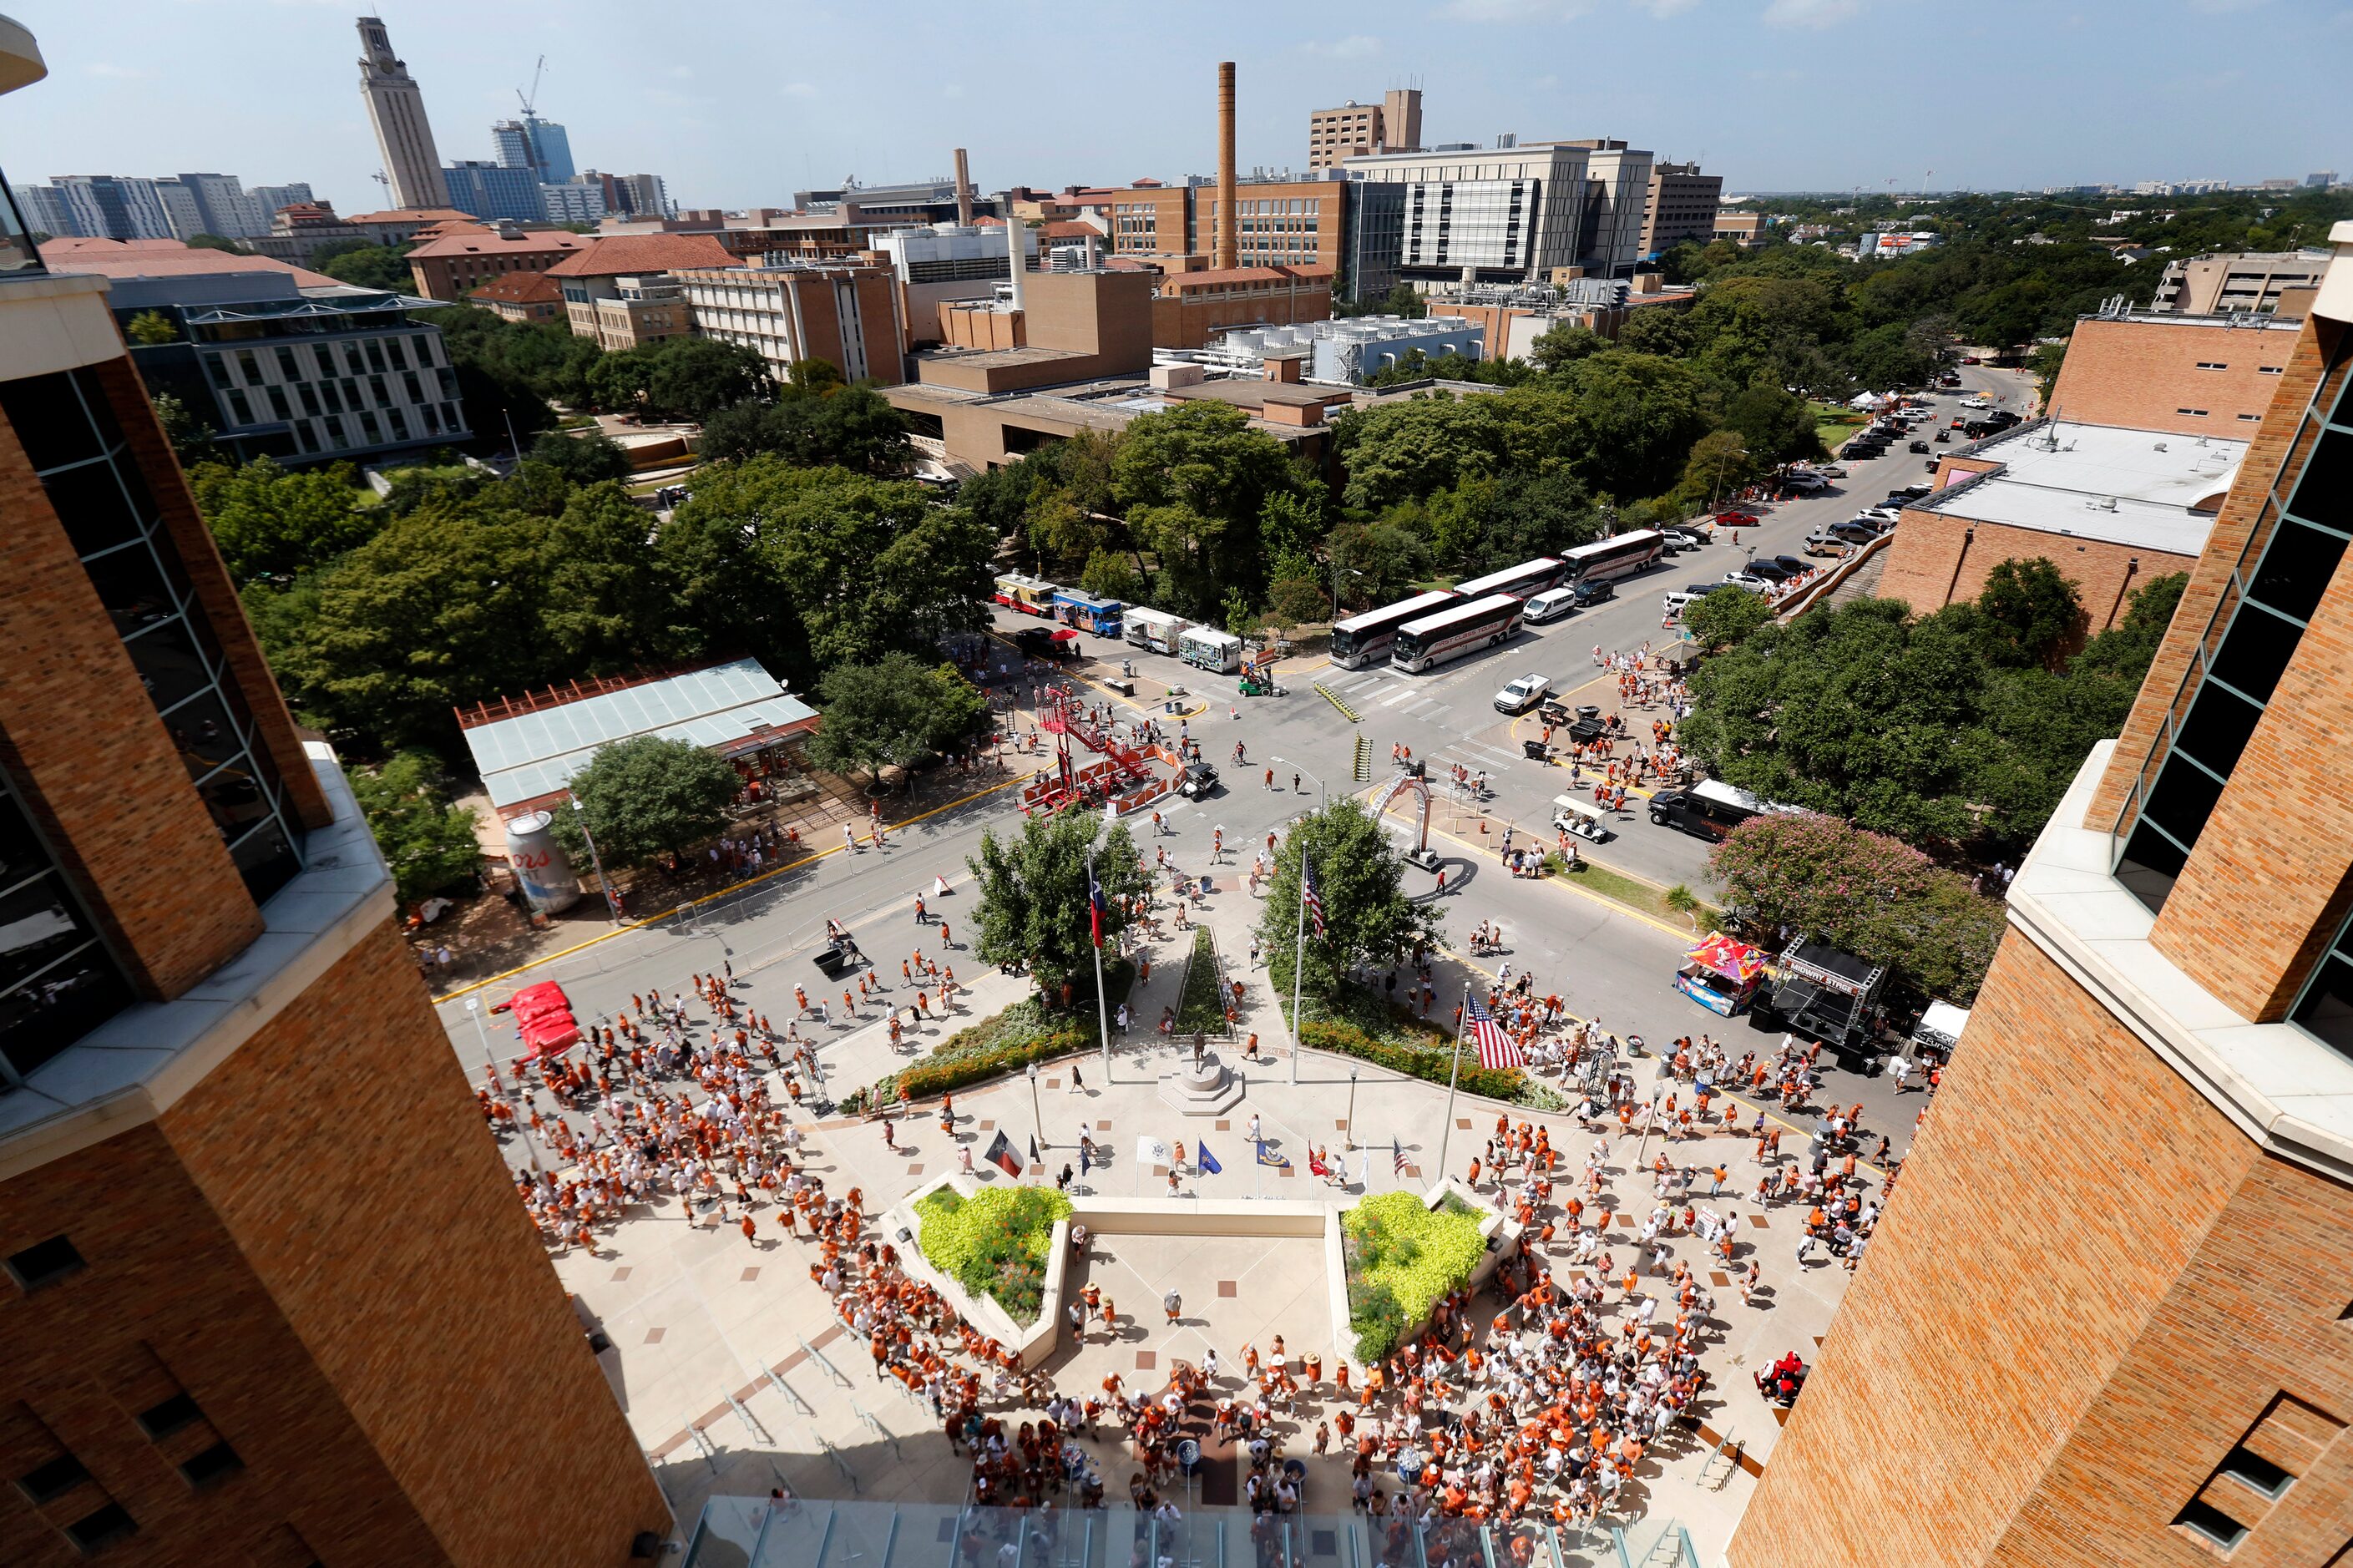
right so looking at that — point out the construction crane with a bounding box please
[515,54,544,118]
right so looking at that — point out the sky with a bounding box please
[3,0,2346,213]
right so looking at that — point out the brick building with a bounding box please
[1638,160,1722,259]
[405,223,588,302]
[1878,419,2244,630]
[469,268,564,324]
[0,28,670,1563]
[1147,263,1333,348]
[1097,178,1348,278]
[1306,89,1422,168]
[545,232,733,352]
[1728,220,2353,1568]
[2051,308,2301,436]
[671,260,905,386]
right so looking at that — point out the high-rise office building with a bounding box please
[493,115,574,185]
[1307,88,1422,169]
[356,15,448,211]
[0,18,670,1564]
[11,180,73,239]
[1728,220,2353,1568]
[443,159,546,224]
[165,173,265,240]
[245,182,314,230]
[1637,160,1723,260]
[48,175,174,242]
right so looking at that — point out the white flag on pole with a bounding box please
[1134,1136,1171,1169]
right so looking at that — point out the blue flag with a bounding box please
[1197,1141,1223,1176]
[1256,1138,1290,1169]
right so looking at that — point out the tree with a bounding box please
[967,812,1152,1007]
[317,242,416,291]
[1722,379,1826,470]
[185,233,251,255]
[1709,814,2006,1002]
[643,337,767,422]
[671,458,994,675]
[1324,520,1427,610]
[805,654,990,781]
[2029,339,2068,408]
[700,386,913,474]
[1329,393,1507,511]
[1839,321,1938,391]
[1680,585,1774,649]
[190,457,376,580]
[152,392,222,468]
[124,310,179,346]
[1078,548,1142,606]
[526,430,633,485]
[553,735,740,869]
[1617,307,1695,358]
[1976,557,2084,668]
[1556,352,1718,499]
[1257,799,1443,1004]
[1113,403,1299,615]
[350,751,483,903]
[1677,430,1758,508]
[1526,322,1606,373]
[1266,569,1333,635]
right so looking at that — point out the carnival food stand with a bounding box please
[1675,933,1766,1016]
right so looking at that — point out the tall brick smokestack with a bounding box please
[953,147,973,226]
[1217,61,1237,270]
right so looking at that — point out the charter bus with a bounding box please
[1391,594,1526,674]
[992,572,1058,616]
[1453,557,1572,603]
[1329,590,1459,670]
[1559,530,1666,584]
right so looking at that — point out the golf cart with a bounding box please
[1550,794,1613,843]
[1177,761,1221,800]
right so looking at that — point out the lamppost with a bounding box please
[463,994,494,1075]
[1088,806,1115,1080]
[1345,1064,1359,1152]
[567,794,622,926]
[1328,564,1366,624]
[1272,761,1325,1088]
[1026,1060,1045,1161]
[1272,756,1325,812]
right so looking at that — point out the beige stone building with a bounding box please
[1306,88,1422,168]
[543,232,733,352]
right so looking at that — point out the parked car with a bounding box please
[1961,395,1992,409]
[1783,473,1828,493]
[1723,574,1776,594]
[1663,586,1713,618]
[1860,506,1903,523]
[1744,561,1795,584]
[1909,439,1931,453]
[1713,511,1753,529]
[1960,355,1981,365]
[1828,521,1881,546]
[1804,530,1853,558]
[1769,555,1810,578]
[1665,526,1711,550]
[1934,428,1951,443]
[1814,464,1848,478]
[1494,673,1551,715]
[1522,587,1577,624]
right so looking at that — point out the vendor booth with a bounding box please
[1676,933,1766,1016]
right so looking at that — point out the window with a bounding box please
[2177,407,2209,417]
[273,346,299,380]
[134,1393,200,1440]
[2174,1498,2249,1551]
[64,1502,137,1554]
[2196,361,2228,370]
[2239,413,2261,422]
[176,1442,242,1490]
[225,389,253,426]
[16,1453,89,1505]
[2218,1446,2292,1500]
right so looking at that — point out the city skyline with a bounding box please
[2,1,2343,217]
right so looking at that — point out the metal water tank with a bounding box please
[503,811,582,914]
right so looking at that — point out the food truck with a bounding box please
[1124,606,1190,655]
[1674,933,1767,1016]
[1177,625,1244,674]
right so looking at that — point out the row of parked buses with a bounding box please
[1330,531,1667,673]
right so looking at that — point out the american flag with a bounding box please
[1302,857,1326,938]
[1467,993,1525,1070]
[1393,1136,1407,1175]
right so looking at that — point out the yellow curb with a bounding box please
[432,767,1042,1005]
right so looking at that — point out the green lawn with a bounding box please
[1559,855,1720,933]
[1174,927,1228,1034]
[1810,401,1870,453]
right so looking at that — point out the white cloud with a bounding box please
[1763,0,1864,26]
[667,65,695,79]
[782,82,818,98]
[1639,0,1700,15]
[1532,72,1561,88]
[1305,34,1384,58]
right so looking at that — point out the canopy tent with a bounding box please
[1684,934,1766,985]
[499,979,581,1060]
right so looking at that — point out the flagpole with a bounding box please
[1435,984,1469,1188]
[1090,822,1113,1082]
[1289,852,1308,1086]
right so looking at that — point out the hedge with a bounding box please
[914,1185,1073,1324]
[873,999,1102,1105]
[1341,1190,1487,1362]
[1299,1016,1562,1109]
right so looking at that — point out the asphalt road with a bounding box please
[434,365,2034,1161]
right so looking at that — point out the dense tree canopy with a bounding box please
[805,655,991,781]
[552,735,741,869]
[700,383,913,474]
[1257,799,1445,1003]
[967,813,1153,1006]
[349,751,483,903]
[190,457,377,580]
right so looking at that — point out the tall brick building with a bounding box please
[1729,221,2353,1568]
[0,23,670,1565]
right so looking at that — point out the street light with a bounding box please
[463,994,494,1075]
[1328,564,1366,624]
[1345,1064,1359,1151]
[1026,1060,1045,1162]
[1272,756,1325,812]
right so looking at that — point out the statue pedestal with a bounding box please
[1156,1050,1245,1117]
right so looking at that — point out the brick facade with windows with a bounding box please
[1728,227,2353,1568]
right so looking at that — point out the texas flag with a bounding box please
[1088,870,1107,949]
[984,1129,1022,1177]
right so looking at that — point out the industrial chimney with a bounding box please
[1004,195,1027,314]
[1216,61,1238,271]
[953,147,974,226]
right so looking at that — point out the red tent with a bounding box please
[504,980,580,1060]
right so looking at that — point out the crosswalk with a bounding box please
[1324,666,1452,721]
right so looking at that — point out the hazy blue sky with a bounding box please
[4,0,2345,211]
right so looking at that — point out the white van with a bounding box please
[1663,587,1713,620]
[1524,588,1577,624]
